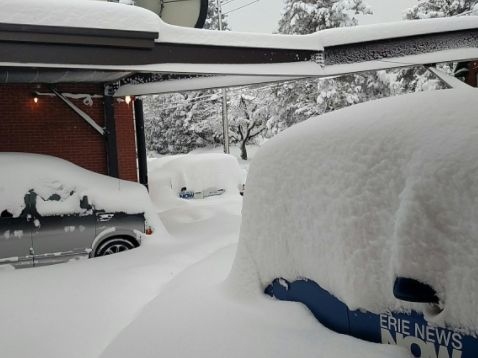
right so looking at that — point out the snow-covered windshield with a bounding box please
[0,153,150,218]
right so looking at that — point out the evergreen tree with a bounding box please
[272,0,396,131]
[405,0,478,18]
[278,0,372,34]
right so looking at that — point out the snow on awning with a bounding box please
[112,48,478,96]
[157,20,323,51]
[2,1,478,90]
[156,16,478,50]
[0,0,160,33]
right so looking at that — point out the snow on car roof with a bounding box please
[230,86,478,331]
[0,0,160,33]
[0,153,152,220]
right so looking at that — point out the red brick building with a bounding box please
[0,0,215,186]
[0,83,139,182]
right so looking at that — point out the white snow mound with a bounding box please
[231,87,478,331]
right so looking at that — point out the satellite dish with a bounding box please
[134,0,208,28]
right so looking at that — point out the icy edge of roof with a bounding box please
[317,16,478,47]
[156,16,478,51]
[0,0,161,34]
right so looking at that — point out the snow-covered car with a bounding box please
[148,153,245,210]
[0,153,153,268]
[232,86,478,358]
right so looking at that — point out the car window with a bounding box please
[34,190,89,217]
[0,209,13,218]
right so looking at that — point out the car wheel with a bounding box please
[95,237,136,257]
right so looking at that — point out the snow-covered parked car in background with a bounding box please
[230,86,478,358]
[0,153,153,268]
[148,153,245,211]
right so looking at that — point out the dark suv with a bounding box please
[0,190,146,268]
[0,153,150,269]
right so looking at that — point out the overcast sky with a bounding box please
[226,0,418,33]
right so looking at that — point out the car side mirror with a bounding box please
[80,195,92,211]
[393,277,439,304]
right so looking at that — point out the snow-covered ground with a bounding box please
[0,150,408,358]
[0,194,241,358]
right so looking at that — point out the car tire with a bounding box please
[95,237,136,257]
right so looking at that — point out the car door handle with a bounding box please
[98,213,114,222]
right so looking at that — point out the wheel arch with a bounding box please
[91,229,140,257]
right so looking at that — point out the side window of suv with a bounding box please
[1,210,13,218]
[33,189,90,217]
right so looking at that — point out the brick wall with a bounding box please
[115,98,138,182]
[0,84,138,182]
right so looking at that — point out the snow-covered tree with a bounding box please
[278,0,372,34]
[228,91,271,160]
[405,0,478,19]
[271,0,395,132]
[144,92,222,154]
[203,1,229,30]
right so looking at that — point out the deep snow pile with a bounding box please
[148,153,244,211]
[231,87,478,331]
[0,172,243,358]
[99,246,407,358]
[0,151,408,358]
[0,153,159,227]
[0,0,160,33]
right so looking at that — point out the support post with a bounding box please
[466,61,478,87]
[134,98,149,188]
[217,0,230,154]
[221,88,230,154]
[104,95,119,178]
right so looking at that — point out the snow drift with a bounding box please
[231,87,478,331]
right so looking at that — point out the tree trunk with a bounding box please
[240,140,248,161]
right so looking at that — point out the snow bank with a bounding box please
[0,182,241,358]
[100,246,407,358]
[231,87,478,331]
[0,153,160,229]
[0,0,160,33]
[149,154,244,211]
